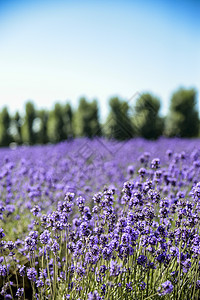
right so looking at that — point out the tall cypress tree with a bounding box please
[165,88,199,137]
[133,93,163,139]
[13,111,22,144]
[38,109,49,144]
[105,97,134,140]
[74,98,101,138]
[63,103,74,139]
[0,107,12,146]
[23,101,37,145]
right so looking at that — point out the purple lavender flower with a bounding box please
[182,259,191,273]
[139,281,146,290]
[31,205,41,216]
[137,255,147,266]
[101,284,106,295]
[76,265,85,277]
[158,280,173,296]
[76,196,85,206]
[151,158,160,169]
[0,228,5,239]
[192,182,200,200]
[39,268,48,280]
[138,168,147,178]
[27,267,37,282]
[5,241,15,251]
[40,230,51,244]
[87,290,101,300]
[166,149,173,158]
[65,192,75,202]
[16,288,24,298]
[19,265,26,277]
[0,265,9,276]
[36,279,44,287]
[6,204,15,215]
[92,192,102,204]
[127,165,134,175]
[99,265,107,274]
[170,246,178,257]
[196,280,200,289]
[51,240,60,255]
[126,282,133,291]
[121,233,131,245]
[5,295,12,300]
[110,260,120,276]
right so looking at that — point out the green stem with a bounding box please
[23,276,25,300]
[46,250,53,296]
[2,252,14,299]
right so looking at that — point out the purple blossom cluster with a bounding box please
[0,137,200,299]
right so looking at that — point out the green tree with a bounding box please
[13,111,23,144]
[48,103,72,143]
[74,98,101,138]
[133,93,163,139]
[53,103,66,142]
[165,88,199,137]
[0,107,12,146]
[37,110,49,144]
[105,97,134,140]
[63,103,74,139]
[23,101,37,145]
[199,120,200,137]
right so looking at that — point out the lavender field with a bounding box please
[0,138,200,299]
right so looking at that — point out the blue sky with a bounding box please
[0,0,199,120]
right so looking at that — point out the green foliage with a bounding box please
[0,107,12,146]
[0,87,199,146]
[74,98,101,138]
[48,103,66,143]
[165,88,199,137]
[63,103,74,139]
[199,120,200,137]
[37,110,49,144]
[105,97,134,140]
[13,111,23,144]
[47,102,74,143]
[133,93,163,139]
[22,101,37,145]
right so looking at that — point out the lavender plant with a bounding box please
[0,138,200,299]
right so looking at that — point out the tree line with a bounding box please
[0,87,199,147]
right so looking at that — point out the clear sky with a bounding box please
[0,0,199,120]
